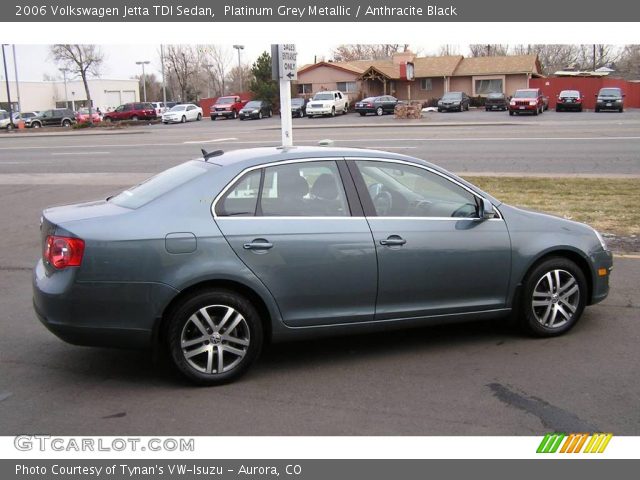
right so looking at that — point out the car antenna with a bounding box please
[201,148,224,161]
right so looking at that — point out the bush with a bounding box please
[470,96,486,108]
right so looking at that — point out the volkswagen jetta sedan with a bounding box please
[33,147,612,385]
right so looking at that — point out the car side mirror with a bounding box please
[480,198,495,220]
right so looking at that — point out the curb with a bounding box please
[0,129,152,139]
[262,121,524,131]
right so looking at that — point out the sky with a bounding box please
[2,44,454,83]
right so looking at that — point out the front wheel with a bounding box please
[232,110,238,119]
[181,116,186,123]
[197,113,202,121]
[167,290,263,386]
[331,107,336,117]
[62,119,71,127]
[131,115,139,121]
[32,121,42,128]
[520,257,587,337]
[376,107,383,116]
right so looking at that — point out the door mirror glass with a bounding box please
[481,198,495,220]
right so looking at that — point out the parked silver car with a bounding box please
[34,147,612,385]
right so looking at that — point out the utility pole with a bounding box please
[136,60,150,102]
[160,45,167,106]
[12,45,20,113]
[593,44,596,71]
[59,68,70,109]
[233,45,244,92]
[1,44,15,130]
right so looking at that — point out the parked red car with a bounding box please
[210,96,247,120]
[556,90,584,112]
[509,88,545,115]
[75,108,102,124]
[103,102,157,122]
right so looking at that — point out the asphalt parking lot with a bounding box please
[0,110,638,435]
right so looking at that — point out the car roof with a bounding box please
[198,146,499,204]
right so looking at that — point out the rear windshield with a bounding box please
[599,88,621,96]
[109,161,209,209]
[560,90,580,97]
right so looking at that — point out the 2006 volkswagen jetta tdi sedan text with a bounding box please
[33,147,612,385]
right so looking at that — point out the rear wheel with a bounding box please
[167,290,263,386]
[131,115,139,121]
[376,107,383,116]
[62,119,71,127]
[32,121,41,128]
[520,257,587,337]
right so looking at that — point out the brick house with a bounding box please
[296,52,543,102]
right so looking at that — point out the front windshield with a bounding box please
[599,88,621,96]
[513,91,537,98]
[217,98,235,104]
[169,105,186,111]
[487,93,503,98]
[442,93,462,100]
[244,101,261,108]
[291,98,304,105]
[313,93,334,100]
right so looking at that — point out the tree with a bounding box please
[512,44,580,75]
[200,45,232,97]
[330,44,410,62]
[249,51,278,107]
[50,44,104,120]
[576,44,621,71]
[228,64,252,94]
[438,44,460,56]
[616,44,640,80]
[468,44,510,57]
[164,45,200,101]
[136,72,163,103]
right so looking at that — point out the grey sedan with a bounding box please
[33,147,612,385]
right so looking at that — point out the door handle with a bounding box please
[379,236,406,246]
[243,241,273,250]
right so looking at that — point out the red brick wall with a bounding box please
[529,77,640,109]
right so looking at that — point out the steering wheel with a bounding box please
[451,203,479,218]
[373,191,393,216]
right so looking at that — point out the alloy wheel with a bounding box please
[532,269,580,329]
[180,305,250,374]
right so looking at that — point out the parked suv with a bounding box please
[595,87,624,112]
[210,96,247,120]
[509,88,545,115]
[306,91,349,117]
[29,108,76,128]
[485,92,508,111]
[103,103,157,122]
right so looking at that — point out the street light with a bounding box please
[232,45,244,92]
[59,67,70,109]
[1,44,15,130]
[136,60,151,102]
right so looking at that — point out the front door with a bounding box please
[214,159,378,327]
[349,159,512,320]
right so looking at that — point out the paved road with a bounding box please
[1,109,639,176]
[0,111,638,436]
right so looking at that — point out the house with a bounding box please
[296,52,544,101]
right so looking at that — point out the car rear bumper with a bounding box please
[32,259,178,349]
[355,108,376,114]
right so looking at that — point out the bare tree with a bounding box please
[136,72,163,102]
[330,44,410,62]
[512,44,580,75]
[50,44,104,119]
[227,64,252,94]
[438,44,460,56]
[576,44,621,71]
[616,44,640,79]
[164,45,200,101]
[200,45,232,97]
[468,44,510,57]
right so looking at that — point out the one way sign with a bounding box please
[275,44,297,81]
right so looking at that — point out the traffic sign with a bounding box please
[276,44,297,81]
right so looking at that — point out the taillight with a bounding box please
[44,235,85,269]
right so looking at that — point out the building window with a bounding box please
[297,83,312,94]
[420,78,433,91]
[336,82,357,93]
[475,79,503,95]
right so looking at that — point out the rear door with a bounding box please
[348,158,512,320]
[214,159,378,327]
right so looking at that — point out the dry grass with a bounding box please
[464,176,640,236]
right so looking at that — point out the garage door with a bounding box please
[121,90,136,104]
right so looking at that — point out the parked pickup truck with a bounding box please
[210,96,247,120]
[508,88,545,115]
[306,91,349,118]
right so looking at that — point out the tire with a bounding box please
[459,105,463,112]
[533,107,539,116]
[6,123,13,131]
[268,110,273,118]
[485,107,490,112]
[331,107,336,117]
[359,112,366,116]
[299,110,304,118]
[105,117,112,123]
[32,121,41,128]
[211,116,216,121]
[258,111,263,119]
[197,113,202,121]
[232,110,238,119]
[181,116,186,123]
[619,107,624,113]
[62,119,71,127]
[437,108,442,113]
[519,257,587,337]
[167,289,264,386]
[342,106,348,115]
[131,115,139,121]
[376,107,383,116]
[556,106,561,112]
[508,111,513,116]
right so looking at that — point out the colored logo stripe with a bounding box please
[537,433,613,453]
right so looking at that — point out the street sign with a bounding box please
[276,44,297,81]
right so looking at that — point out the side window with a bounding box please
[217,170,262,217]
[260,161,349,217]
[355,160,479,218]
